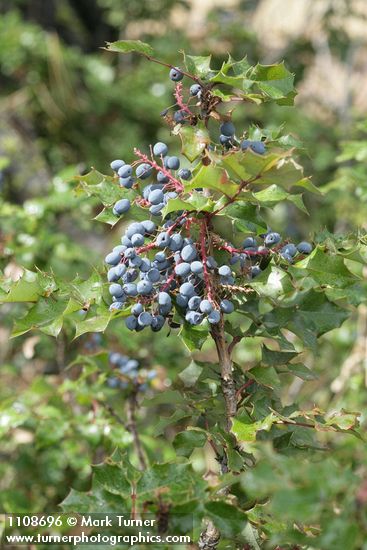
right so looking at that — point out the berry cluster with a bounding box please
[104,67,313,332]
[107,352,156,391]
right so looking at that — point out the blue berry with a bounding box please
[220,299,234,314]
[132,303,144,316]
[220,121,235,136]
[156,232,171,248]
[157,171,169,183]
[118,164,133,178]
[176,294,188,307]
[251,141,266,155]
[158,292,171,307]
[126,222,145,238]
[178,168,192,180]
[113,198,131,216]
[281,243,297,257]
[181,244,197,262]
[109,283,124,298]
[200,299,213,314]
[169,233,183,252]
[297,241,312,254]
[105,251,121,266]
[173,110,186,124]
[208,309,221,324]
[141,220,156,234]
[251,265,261,278]
[138,312,153,327]
[191,261,203,274]
[175,262,191,277]
[147,268,160,282]
[153,142,168,157]
[119,176,134,188]
[137,280,153,295]
[149,203,165,215]
[169,67,184,81]
[188,296,201,310]
[136,163,153,180]
[131,234,145,247]
[185,311,203,325]
[123,283,138,296]
[180,282,196,297]
[166,156,180,170]
[190,84,202,96]
[243,236,257,248]
[125,315,138,331]
[151,315,165,332]
[148,189,164,205]
[241,140,251,150]
[110,159,125,172]
[218,265,231,277]
[264,232,281,247]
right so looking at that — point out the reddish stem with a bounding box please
[215,243,270,257]
[134,148,184,192]
[174,82,194,116]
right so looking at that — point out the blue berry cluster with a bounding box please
[107,352,156,391]
[104,69,313,332]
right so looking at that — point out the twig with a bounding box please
[126,391,147,470]
[174,82,194,116]
[235,380,254,402]
[143,54,203,84]
[210,319,237,431]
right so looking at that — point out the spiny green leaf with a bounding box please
[247,366,281,389]
[182,54,214,79]
[232,412,276,443]
[178,124,210,162]
[173,429,207,457]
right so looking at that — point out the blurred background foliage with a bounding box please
[0,0,367,545]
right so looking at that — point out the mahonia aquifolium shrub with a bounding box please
[104,68,313,332]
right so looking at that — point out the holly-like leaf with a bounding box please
[92,463,131,497]
[291,247,359,288]
[178,124,210,162]
[262,345,299,366]
[232,412,276,443]
[186,164,238,196]
[204,501,248,539]
[105,40,154,56]
[247,366,281,389]
[173,428,207,457]
[0,269,57,303]
[179,322,209,351]
[182,54,214,79]
[244,62,296,105]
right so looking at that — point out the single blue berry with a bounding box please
[153,142,168,157]
[220,121,235,136]
[110,159,125,172]
[169,67,184,81]
[178,168,192,180]
[136,163,153,180]
[220,299,234,314]
[118,164,133,178]
[190,84,202,96]
[297,241,312,254]
[166,156,180,170]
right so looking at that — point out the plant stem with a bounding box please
[210,318,237,432]
[126,390,147,470]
